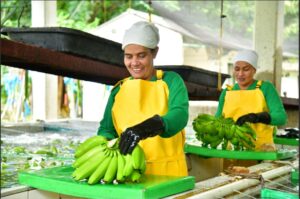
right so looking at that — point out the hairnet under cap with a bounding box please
[233,50,258,69]
[122,21,159,50]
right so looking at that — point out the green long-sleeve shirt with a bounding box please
[215,80,287,126]
[97,71,189,140]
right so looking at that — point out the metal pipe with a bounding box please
[188,164,294,199]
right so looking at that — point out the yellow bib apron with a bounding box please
[112,70,188,176]
[223,81,275,151]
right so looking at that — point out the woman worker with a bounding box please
[97,21,189,176]
[215,49,287,152]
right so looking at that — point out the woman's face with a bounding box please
[234,61,256,89]
[123,44,158,80]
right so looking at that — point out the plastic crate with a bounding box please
[1,27,125,67]
[155,65,230,88]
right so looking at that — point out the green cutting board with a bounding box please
[19,166,195,199]
[184,143,297,160]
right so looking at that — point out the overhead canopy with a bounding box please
[151,1,298,57]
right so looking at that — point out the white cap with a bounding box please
[122,21,159,50]
[233,50,258,69]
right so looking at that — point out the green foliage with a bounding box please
[1,66,9,110]
[1,0,150,31]
[1,0,298,39]
[1,0,31,27]
[284,0,299,38]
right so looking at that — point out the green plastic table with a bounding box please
[260,188,299,199]
[19,166,195,199]
[274,137,299,146]
[184,143,298,160]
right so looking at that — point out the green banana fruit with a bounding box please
[87,154,112,185]
[139,157,146,174]
[103,152,118,184]
[123,154,134,178]
[131,145,145,170]
[196,113,216,122]
[225,125,236,140]
[210,138,223,149]
[240,140,255,150]
[75,135,107,158]
[203,134,220,144]
[116,151,126,182]
[130,170,142,182]
[217,125,226,139]
[230,137,239,145]
[72,145,106,168]
[237,125,256,139]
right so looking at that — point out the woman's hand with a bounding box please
[236,112,271,126]
[119,115,164,154]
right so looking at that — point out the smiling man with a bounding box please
[97,21,189,176]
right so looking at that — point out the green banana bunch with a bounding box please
[193,114,257,151]
[72,136,147,185]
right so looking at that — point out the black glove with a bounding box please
[236,112,271,126]
[119,115,164,155]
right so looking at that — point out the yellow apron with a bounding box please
[112,70,188,176]
[223,81,275,151]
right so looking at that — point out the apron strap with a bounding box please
[226,80,263,91]
[256,80,263,88]
[226,84,233,91]
[156,70,163,80]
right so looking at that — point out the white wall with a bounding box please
[82,81,110,121]
[31,0,58,121]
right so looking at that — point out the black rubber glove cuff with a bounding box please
[256,112,271,124]
[236,112,271,126]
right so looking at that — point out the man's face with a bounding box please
[123,44,157,80]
